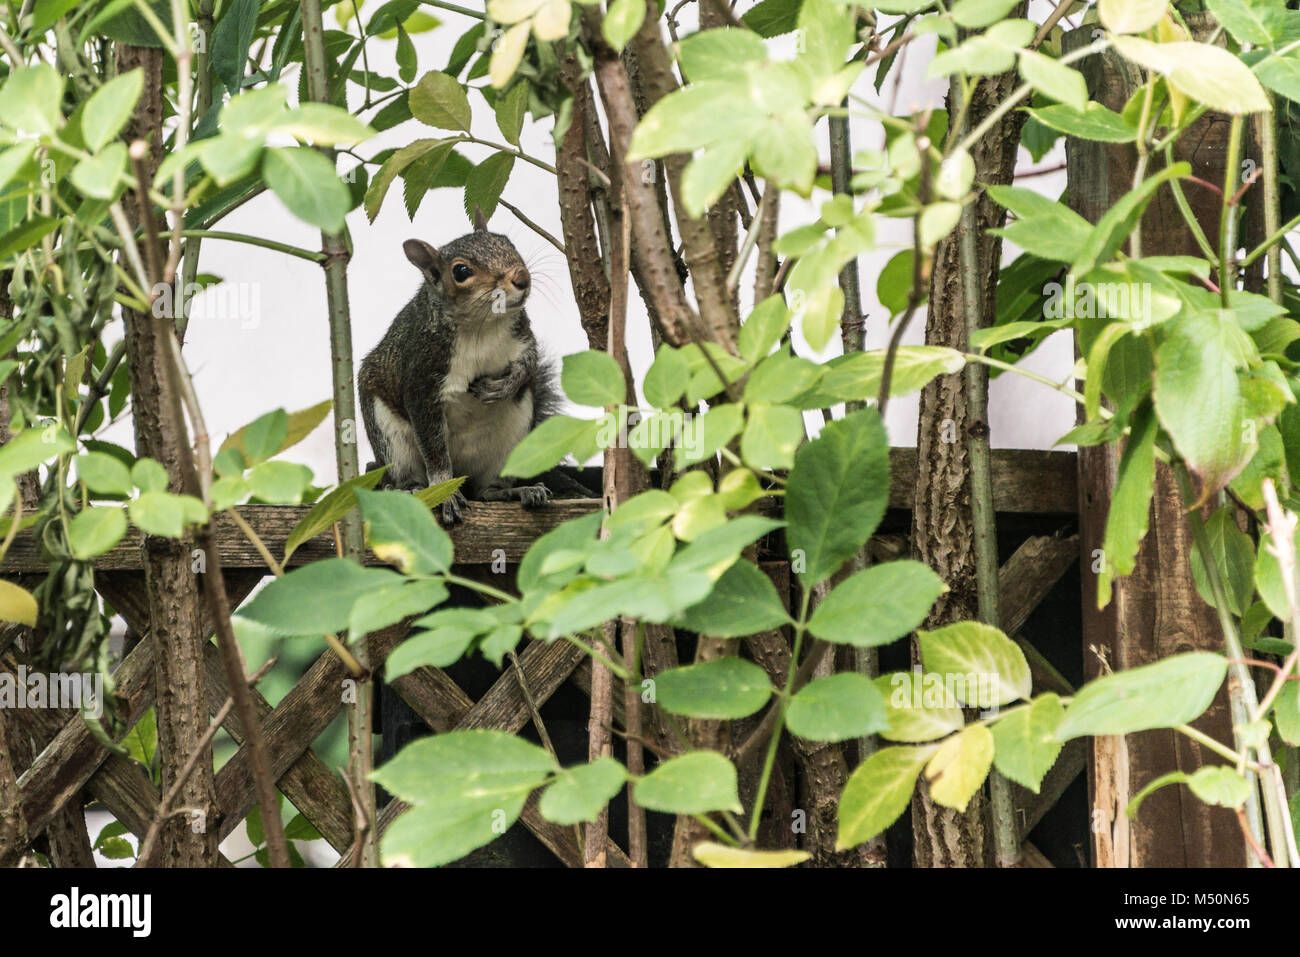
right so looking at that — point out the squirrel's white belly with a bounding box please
[443,317,531,495]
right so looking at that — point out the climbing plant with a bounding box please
[6,0,1300,867]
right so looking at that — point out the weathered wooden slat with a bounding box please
[10,635,156,847]
[0,450,1078,576]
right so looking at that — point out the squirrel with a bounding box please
[358,212,561,524]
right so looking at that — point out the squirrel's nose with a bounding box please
[509,269,530,292]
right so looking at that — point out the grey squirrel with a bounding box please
[358,212,562,524]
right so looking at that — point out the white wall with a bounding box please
[106,3,1078,484]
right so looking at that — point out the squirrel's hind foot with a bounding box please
[481,482,551,507]
[437,489,468,525]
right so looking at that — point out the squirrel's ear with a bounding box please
[403,239,441,282]
[473,206,488,232]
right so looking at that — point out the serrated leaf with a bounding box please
[633,751,742,815]
[918,622,1032,706]
[837,746,935,849]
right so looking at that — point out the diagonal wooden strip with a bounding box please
[998,534,1078,636]
[10,631,156,846]
[200,641,355,853]
[0,671,95,867]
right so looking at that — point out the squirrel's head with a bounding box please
[403,211,530,322]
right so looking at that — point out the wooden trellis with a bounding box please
[0,448,1085,868]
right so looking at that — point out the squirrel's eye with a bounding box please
[451,263,473,283]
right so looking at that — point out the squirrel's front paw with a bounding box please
[516,483,551,508]
[467,373,516,403]
[438,489,468,525]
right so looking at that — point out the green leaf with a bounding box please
[1113,36,1270,115]
[1099,0,1167,34]
[538,757,627,825]
[740,404,803,471]
[633,751,742,815]
[82,69,143,152]
[263,146,349,232]
[693,843,809,868]
[494,82,528,146]
[130,457,168,493]
[374,730,556,867]
[272,103,375,146]
[1025,103,1137,142]
[786,408,889,586]
[239,558,404,636]
[386,623,480,677]
[603,0,646,52]
[678,28,768,81]
[356,488,453,575]
[518,511,603,593]
[1190,508,1255,616]
[561,350,625,407]
[70,142,127,200]
[209,476,251,511]
[924,724,994,812]
[1274,681,1300,746]
[1255,530,1300,619]
[1255,53,1300,102]
[0,428,71,480]
[738,296,792,363]
[876,672,965,742]
[644,345,689,408]
[396,24,418,83]
[0,64,63,136]
[126,491,204,537]
[813,347,964,403]
[68,506,127,559]
[918,622,1032,707]
[74,452,133,496]
[0,142,36,195]
[928,19,1035,78]
[502,414,603,478]
[674,403,744,469]
[807,560,946,647]
[282,468,388,561]
[1072,162,1190,274]
[1056,652,1228,739]
[409,70,472,132]
[654,657,774,720]
[1186,765,1252,809]
[1098,403,1157,608]
[364,138,453,221]
[787,673,888,743]
[950,0,1021,28]
[1154,310,1252,497]
[464,151,515,221]
[837,745,935,849]
[990,693,1065,793]
[348,579,449,641]
[675,559,791,637]
[1018,50,1087,111]
[211,0,258,91]
[248,461,313,504]
[1207,0,1286,46]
